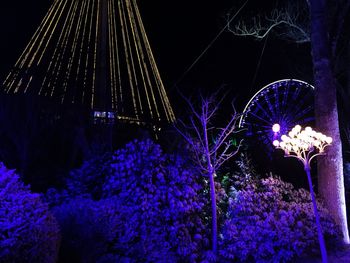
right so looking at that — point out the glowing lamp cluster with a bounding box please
[273,125,332,165]
[272,124,331,263]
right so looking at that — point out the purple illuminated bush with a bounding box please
[0,163,60,263]
[102,139,207,261]
[51,197,120,262]
[65,152,112,199]
[50,139,208,262]
[219,173,339,262]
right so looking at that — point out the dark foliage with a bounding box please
[52,197,120,263]
[0,94,91,191]
[65,153,112,199]
[0,163,60,263]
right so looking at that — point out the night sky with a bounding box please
[0,0,313,111]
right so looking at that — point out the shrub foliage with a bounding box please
[0,163,60,263]
[44,142,341,263]
[219,170,340,262]
[51,139,207,262]
[52,197,120,263]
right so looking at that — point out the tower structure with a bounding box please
[3,0,175,125]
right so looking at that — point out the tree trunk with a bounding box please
[310,0,350,243]
[209,170,218,254]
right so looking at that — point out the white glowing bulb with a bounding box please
[281,135,288,142]
[295,139,302,147]
[302,143,309,150]
[298,133,306,140]
[305,126,312,133]
[273,140,280,147]
[272,123,281,133]
[302,134,310,142]
[288,131,294,138]
[315,132,322,139]
[291,138,298,145]
[293,145,299,152]
[280,141,286,148]
[294,125,302,132]
[325,137,332,144]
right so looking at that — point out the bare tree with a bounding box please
[227,0,350,243]
[175,91,242,254]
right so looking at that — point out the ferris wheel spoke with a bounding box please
[264,93,277,118]
[287,92,313,119]
[248,102,273,123]
[291,85,302,100]
[247,111,272,126]
[273,86,281,117]
[281,81,291,108]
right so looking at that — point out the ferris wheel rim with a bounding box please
[238,78,315,128]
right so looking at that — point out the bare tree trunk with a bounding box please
[310,0,350,244]
[209,169,218,254]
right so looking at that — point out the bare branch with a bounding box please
[215,139,244,170]
[212,116,238,152]
[190,117,206,149]
[174,91,242,175]
[227,2,310,43]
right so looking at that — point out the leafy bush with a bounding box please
[101,139,207,262]
[49,139,208,262]
[52,197,121,263]
[0,163,60,263]
[65,153,112,199]
[219,173,340,262]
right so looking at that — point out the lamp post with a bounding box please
[273,124,331,263]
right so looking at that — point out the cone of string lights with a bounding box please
[273,125,332,263]
[2,0,175,126]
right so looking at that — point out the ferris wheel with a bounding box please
[239,79,315,150]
